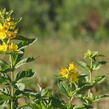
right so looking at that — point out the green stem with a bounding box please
[88,71,92,96]
[88,58,93,96]
[10,54,14,109]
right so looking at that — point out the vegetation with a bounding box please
[1,0,109,40]
[0,9,109,109]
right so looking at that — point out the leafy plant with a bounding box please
[0,9,37,109]
[58,50,109,109]
[0,9,108,109]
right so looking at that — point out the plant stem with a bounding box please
[10,54,14,109]
[88,58,93,96]
[88,71,92,96]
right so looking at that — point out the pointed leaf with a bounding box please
[16,36,37,49]
[15,57,35,68]
[0,94,11,104]
[93,94,109,102]
[16,83,25,91]
[0,60,11,73]
[78,61,90,70]
[94,75,105,84]
[16,69,35,81]
[11,50,24,66]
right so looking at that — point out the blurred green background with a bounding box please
[1,0,109,40]
[0,0,109,108]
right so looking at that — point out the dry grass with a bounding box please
[26,37,109,82]
[23,37,109,109]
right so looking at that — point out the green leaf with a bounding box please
[78,75,88,87]
[73,104,93,109]
[58,81,71,96]
[16,36,37,49]
[78,76,105,92]
[0,87,10,95]
[93,94,109,102]
[14,35,36,42]
[0,60,11,73]
[15,89,37,98]
[92,62,101,70]
[94,75,105,84]
[92,61,106,70]
[15,57,35,69]
[78,83,94,92]
[78,61,90,70]
[15,83,25,91]
[39,89,49,97]
[0,60,9,69]
[11,51,24,66]
[84,50,104,59]
[0,94,11,104]
[16,69,35,81]
[77,94,109,105]
[99,61,106,65]
[49,96,66,109]
[0,76,9,84]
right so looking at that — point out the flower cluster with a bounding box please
[59,63,80,82]
[0,11,18,52]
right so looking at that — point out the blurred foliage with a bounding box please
[0,0,109,40]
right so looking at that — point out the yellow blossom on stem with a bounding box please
[0,23,9,32]
[60,68,69,78]
[68,63,78,72]
[0,31,6,39]
[0,20,17,39]
[4,24,9,32]
[0,42,8,52]
[5,21,16,30]
[9,42,18,52]
[69,72,80,82]
[0,23,7,39]
[59,63,80,82]
[0,23,3,30]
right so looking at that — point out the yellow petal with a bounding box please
[69,72,80,82]
[0,31,6,39]
[60,68,69,78]
[0,23,3,30]
[68,63,77,73]
[0,42,8,52]
[9,43,18,52]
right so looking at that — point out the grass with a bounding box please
[6,36,109,109]
[24,37,109,89]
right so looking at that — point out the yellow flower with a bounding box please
[0,31,6,39]
[0,23,9,32]
[9,43,18,52]
[60,68,69,78]
[69,72,80,82]
[0,23,3,30]
[0,42,8,52]
[0,23,7,39]
[7,31,16,38]
[0,23,9,39]
[59,63,80,82]
[5,21,16,30]
[68,63,78,72]
[3,24,9,32]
